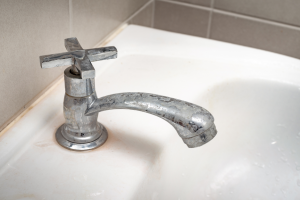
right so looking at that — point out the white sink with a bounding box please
[1,25,300,199]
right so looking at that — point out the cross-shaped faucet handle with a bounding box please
[40,37,117,79]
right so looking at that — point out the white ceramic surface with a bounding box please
[0,25,300,200]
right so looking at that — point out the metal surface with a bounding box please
[56,122,108,151]
[40,37,217,150]
[64,67,95,97]
[40,37,116,150]
[40,37,117,79]
[64,37,83,75]
[86,93,217,148]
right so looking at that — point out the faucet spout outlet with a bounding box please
[40,37,217,151]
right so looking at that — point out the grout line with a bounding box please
[97,23,129,47]
[95,0,154,46]
[124,0,154,24]
[214,9,300,31]
[157,0,211,11]
[69,0,73,37]
[157,0,300,31]
[151,0,155,28]
[206,0,214,38]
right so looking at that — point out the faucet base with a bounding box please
[55,122,108,151]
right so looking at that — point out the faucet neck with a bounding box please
[64,67,95,97]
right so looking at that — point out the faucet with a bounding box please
[40,37,217,151]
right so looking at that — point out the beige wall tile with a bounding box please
[0,0,70,129]
[169,0,211,6]
[210,13,300,59]
[214,0,300,27]
[129,2,154,27]
[72,0,149,48]
[154,1,210,37]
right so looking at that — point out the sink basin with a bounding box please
[134,79,300,200]
[0,25,300,199]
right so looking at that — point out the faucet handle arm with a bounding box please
[86,46,117,62]
[65,37,83,51]
[40,37,117,79]
[64,37,118,61]
[39,50,83,69]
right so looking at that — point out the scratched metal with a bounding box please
[64,67,95,97]
[40,37,117,150]
[40,37,217,150]
[40,37,117,79]
[86,93,217,148]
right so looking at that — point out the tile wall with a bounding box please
[131,0,300,59]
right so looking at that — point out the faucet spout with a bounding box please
[85,93,217,148]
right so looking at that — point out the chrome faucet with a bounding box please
[40,37,217,151]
